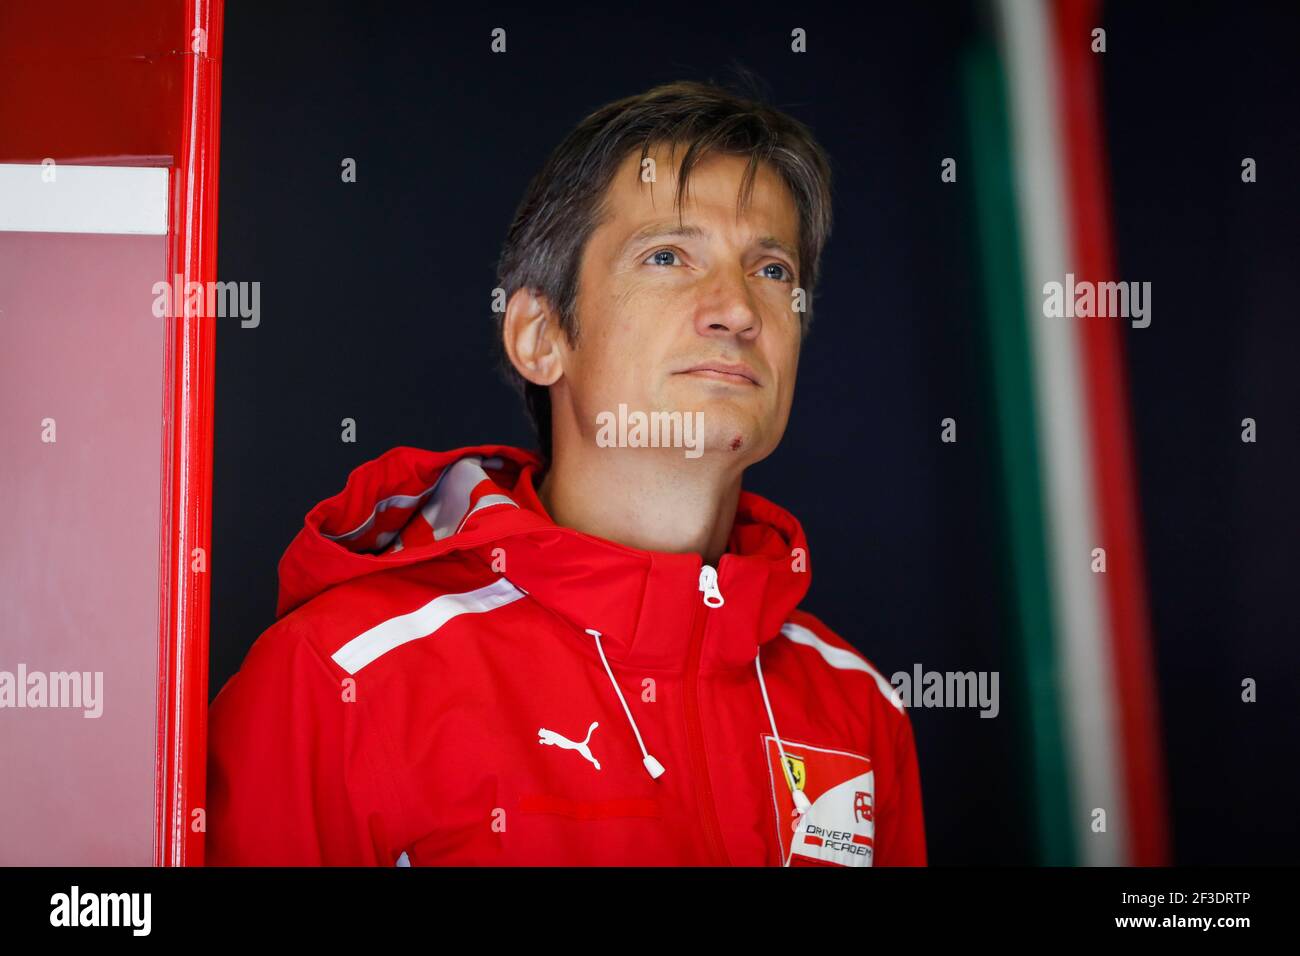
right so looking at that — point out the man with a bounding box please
[206,80,926,866]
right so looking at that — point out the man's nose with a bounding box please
[694,268,762,339]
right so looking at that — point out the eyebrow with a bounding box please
[618,220,800,271]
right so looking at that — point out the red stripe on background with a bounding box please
[1052,0,1171,865]
[159,0,224,868]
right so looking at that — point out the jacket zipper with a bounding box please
[683,561,730,865]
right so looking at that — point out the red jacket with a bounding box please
[206,445,927,866]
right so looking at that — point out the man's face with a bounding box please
[558,143,804,465]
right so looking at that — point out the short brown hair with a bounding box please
[493,77,834,462]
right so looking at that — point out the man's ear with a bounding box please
[502,286,565,387]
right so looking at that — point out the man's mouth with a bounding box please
[676,362,761,386]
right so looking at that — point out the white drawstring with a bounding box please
[586,628,666,780]
[755,648,812,818]
[756,648,812,867]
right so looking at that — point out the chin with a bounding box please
[656,383,775,454]
[696,414,768,460]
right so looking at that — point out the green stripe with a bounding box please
[962,42,1077,865]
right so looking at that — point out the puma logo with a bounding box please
[538,721,601,770]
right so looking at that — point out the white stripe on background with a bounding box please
[331,577,526,674]
[0,164,169,235]
[995,0,1127,865]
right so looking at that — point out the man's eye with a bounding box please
[758,262,795,283]
[645,248,681,267]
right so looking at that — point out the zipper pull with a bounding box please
[699,564,724,608]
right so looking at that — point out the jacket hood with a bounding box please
[276,444,812,671]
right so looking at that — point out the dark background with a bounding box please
[211,2,1299,864]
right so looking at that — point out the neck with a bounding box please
[536,442,743,567]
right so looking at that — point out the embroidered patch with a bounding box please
[762,735,875,867]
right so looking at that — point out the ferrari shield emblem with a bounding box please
[781,754,806,792]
